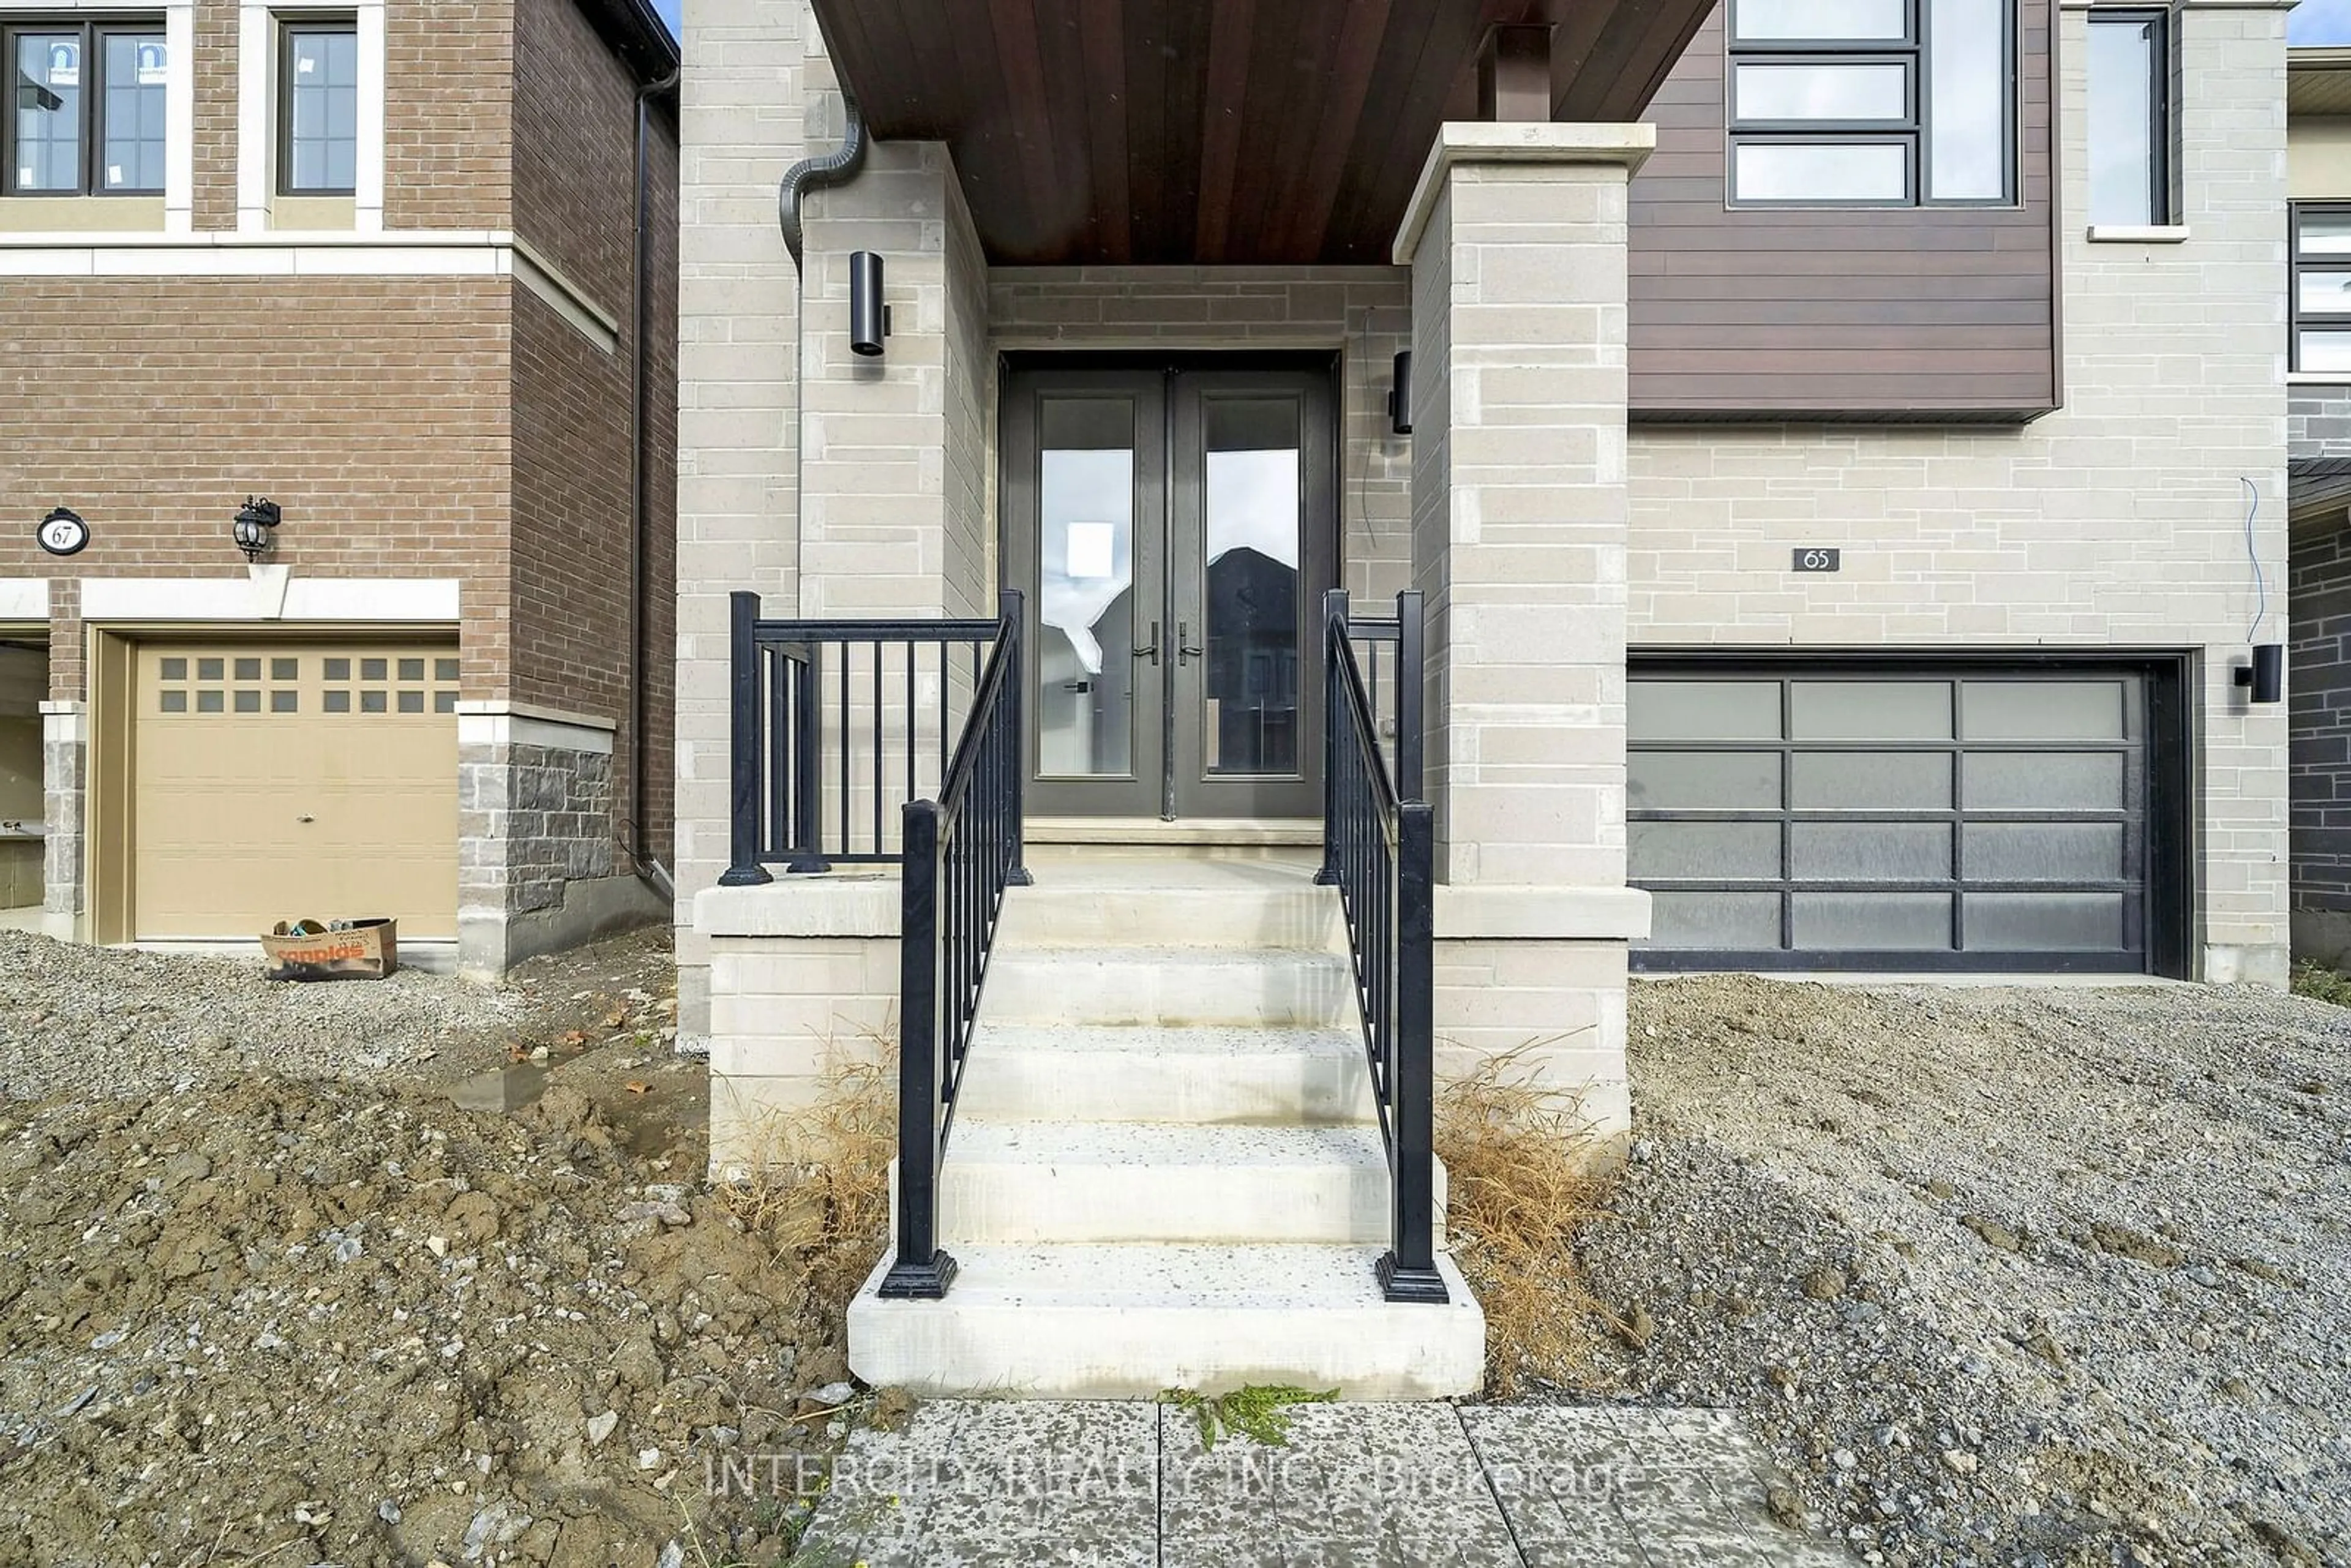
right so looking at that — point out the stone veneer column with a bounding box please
[457,703,660,978]
[1393,124,1655,1147]
[40,700,83,933]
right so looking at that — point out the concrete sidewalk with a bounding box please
[781,1400,1849,1566]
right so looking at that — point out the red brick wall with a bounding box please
[386,0,513,230]
[0,279,514,698]
[506,0,677,862]
[642,113,677,861]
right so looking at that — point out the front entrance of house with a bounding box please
[1001,354,1337,820]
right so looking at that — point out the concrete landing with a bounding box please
[781,1400,1848,1567]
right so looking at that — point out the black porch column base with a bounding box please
[877,1250,959,1300]
[1376,1252,1450,1305]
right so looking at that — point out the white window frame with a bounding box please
[0,0,192,230]
[237,0,381,231]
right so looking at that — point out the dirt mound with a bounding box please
[0,1073,833,1567]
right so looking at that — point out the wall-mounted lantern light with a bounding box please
[850,250,888,358]
[1388,350,1412,436]
[233,497,282,562]
[2235,643,2284,704]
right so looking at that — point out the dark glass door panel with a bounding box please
[1002,372,1165,819]
[1171,372,1333,819]
[1003,359,1335,821]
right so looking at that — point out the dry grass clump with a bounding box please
[1434,1042,1625,1398]
[716,1028,898,1338]
[2290,960,2351,1008]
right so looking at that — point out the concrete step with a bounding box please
[846,1242,1484,1399]
[953,1023,1376,1125]
[999,853,1341,951]
[918,1122,1445,1246]
[981,946,1354,1027]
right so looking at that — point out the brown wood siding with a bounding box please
[1629,0,2058,421]
[812,0,1717,265]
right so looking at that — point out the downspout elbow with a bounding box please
[778,88,867,270]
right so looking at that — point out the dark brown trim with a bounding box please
[1,18,167,198]
[276,17,358,200]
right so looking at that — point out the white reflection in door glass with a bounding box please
[1038,445,1134,776]
[1202,397,1302,776]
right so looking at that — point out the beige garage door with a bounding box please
[133,643,460,939]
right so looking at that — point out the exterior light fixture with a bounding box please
[1388,350,1412,435]
[2235,643,2284,704]
[232,497,282,562]
[849,250,888,357]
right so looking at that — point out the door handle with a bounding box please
[1062,680,1092,693]
[1177,621,1204,665]
[1133,620,1160,666]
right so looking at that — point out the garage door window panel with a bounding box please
[1627,668,2157,972]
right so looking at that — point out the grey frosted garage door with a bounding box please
[1628,667,2165,972]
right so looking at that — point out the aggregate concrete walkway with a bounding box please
[786,1400,1850,1566]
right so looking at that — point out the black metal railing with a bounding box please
[719,591,1018,881]
[879,590,1030,1297]
[1317,588,1447,1305]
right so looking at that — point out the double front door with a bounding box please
[1003,358,1337,819]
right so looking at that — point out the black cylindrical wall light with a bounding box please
[1388,350,1412,435]
[849,250,887,358]
[2237,642,2284,704]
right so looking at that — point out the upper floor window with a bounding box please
[278,18,358,195]
[1725,0,2014,206]
[5,21,167,197]
[2086,9,2170,226]
[2293,206,2351,374]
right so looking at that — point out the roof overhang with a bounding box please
[808,0,1717,266]
[2293,454,2351,530]
[2291,46,2351,118]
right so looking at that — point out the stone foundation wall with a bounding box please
[458,705,661,977]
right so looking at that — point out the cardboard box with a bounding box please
[260,918,399,981]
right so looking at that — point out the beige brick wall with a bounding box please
[1626,1,2292,979]
[192,0,238,230]
[705,932,896,1169]
[798,141,982,621]
[672,0,817,1036]
[386,0,514,230]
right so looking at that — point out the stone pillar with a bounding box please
[39,700,83,936]
[1394,124,1655,1148]
[672,0,819,1049]
[457,703,659,978]
[798,140,991,623]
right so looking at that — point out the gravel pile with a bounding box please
[0,928,669,1104]
[1571,975,2351,1567]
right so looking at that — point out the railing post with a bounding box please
[1314,588,1348,887]
[1000,588,1033,887]
[718,591,774,887]
[1394,589,1424,804]
[1379,799,1449,1305]
[786,643,830,874]
[880,800,958,1299]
